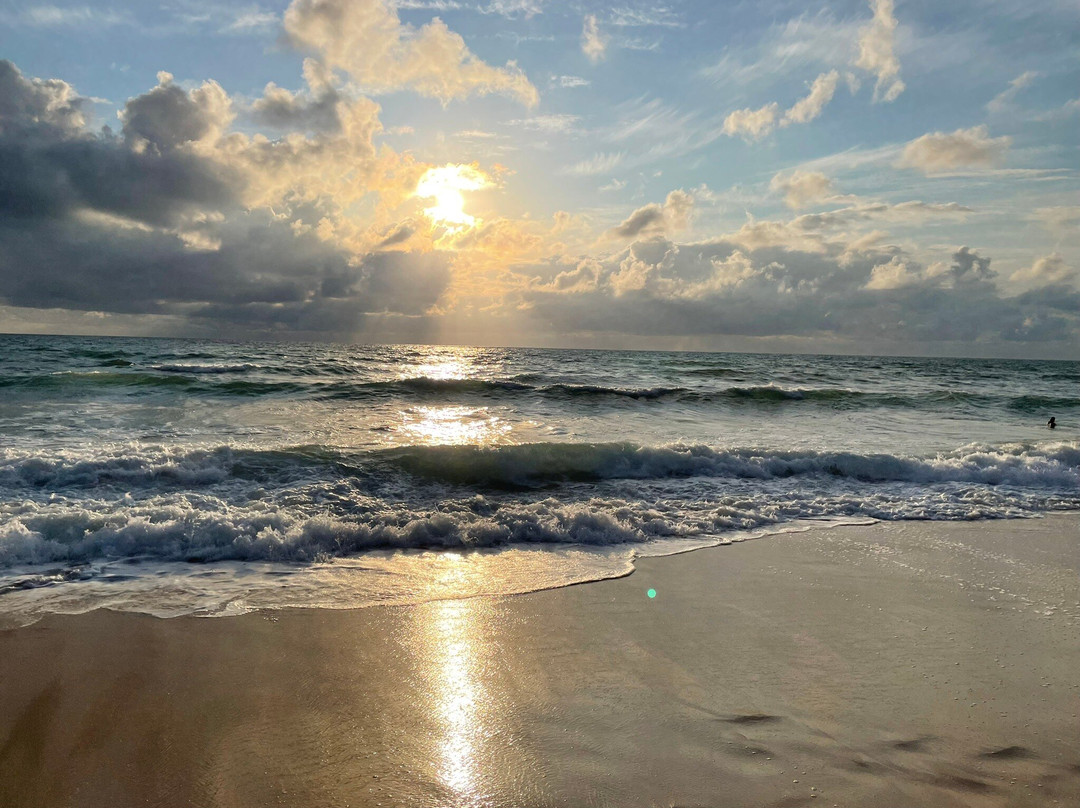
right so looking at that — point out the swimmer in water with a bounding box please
[1048,417,1056,429]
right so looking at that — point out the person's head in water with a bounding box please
[1048,417,1056,429]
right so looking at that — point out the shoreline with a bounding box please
[2,515,1079,806]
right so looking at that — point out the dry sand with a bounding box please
[1,515,1078,807]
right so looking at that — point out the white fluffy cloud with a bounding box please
[781,71,840,127]
[1010,254,1077,288]
[854,0,904,102]
[724,70,840,140]
[722,102,778,140]
[770,171,835,209]
[283,0,538,106]
[898,125,1012,174]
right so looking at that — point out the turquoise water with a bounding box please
[1,335,1077,622]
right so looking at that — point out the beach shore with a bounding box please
[2,516,1078,807]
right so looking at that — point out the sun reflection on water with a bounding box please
[401,405,511,446]
[404,348,480,382]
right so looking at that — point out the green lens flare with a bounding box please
[647,588,656,599]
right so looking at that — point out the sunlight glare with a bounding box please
[415,164,490,232]
[401,406,511,446]
[410,592,495,805]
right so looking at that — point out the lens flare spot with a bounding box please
[647,588,657,599]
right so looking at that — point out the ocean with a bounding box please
[1,334,1077,626]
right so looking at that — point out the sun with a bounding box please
[415,164,490,232]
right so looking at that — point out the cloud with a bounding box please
[1010,253,1077,288]
[394,0,463,9]
[562,152,624,176]
[553,75,589,88]
[0,58,455,337]
[220,6,279,33]
[898,126,1011,174]
[865,247,990,290]
[0,59,88,135]
[374,220,417,248]
[723,70,839,141]
[607,190,693,239]
[781,70,839,126]
[987,70,1039,113]
[854,0,904,102]
[608,7,683,28]
[865,256,921,290]
[482,0,544,18]
[1033,206,1080,234]
[505,114,580,133]
[121,72,234,150]
[516,234,1078,347]
[250,59,344,132]
[0,62,237,228]
[721,102,778,140]
[3,4,130,27]
[582,15,607,63]
[770,170,834,209]
[282,0,538,106]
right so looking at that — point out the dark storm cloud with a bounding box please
[0,61,236,226]
[120,72,230,150]
[0,59,454,334]
[0,207,451,322]
[0,59,87,134]
[606,190,694,240]
[374,221,417,249]
[358,251,453,314]
[609,202,665,238]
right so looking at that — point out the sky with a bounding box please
[0,0,1078,357]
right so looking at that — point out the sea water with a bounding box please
[1,335,1077,624]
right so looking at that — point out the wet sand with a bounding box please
[2,516,1079,807]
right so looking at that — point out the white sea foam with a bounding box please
[1,439,1077,570]
[2,440,1078,492]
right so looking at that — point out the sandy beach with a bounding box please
[2,515,1078,808]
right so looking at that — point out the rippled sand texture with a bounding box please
[2,516,1078,807]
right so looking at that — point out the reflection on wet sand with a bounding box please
[411,590,495,806]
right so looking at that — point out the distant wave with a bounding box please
[3,440,1078,492]
[3,370,1080,413]
[152,363,262,374]
[0,371,307,396]
[383,440,1080,488]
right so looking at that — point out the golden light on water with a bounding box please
[397,348,513,446]
[402,405,511,445]
[410,355,472,381]
[415,164,490,232]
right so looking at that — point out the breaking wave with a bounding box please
[1,440,1077,568]
[3,441,1078,492]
